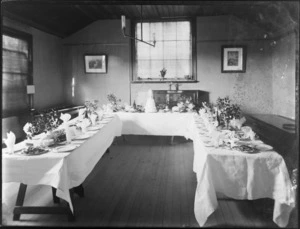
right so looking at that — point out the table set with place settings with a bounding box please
[2,104,296,227]
[191,114,296,228]
[2,113,122,219]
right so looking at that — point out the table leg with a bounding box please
[73,184,84,198]
[13,183,27,221]
[52,187,60,203]
[12,183,76,221]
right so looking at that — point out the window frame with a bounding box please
[131,18,197,83]
[2,26,33,118]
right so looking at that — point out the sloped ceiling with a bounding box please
[2,0,299,38]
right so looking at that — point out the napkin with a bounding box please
[78,108,86,120]
[103,104,114,113]
[89,113,98,126]
[3,131,16,154]
[230,117,246,129]
[78,118,91,133]
[241,126,256,140]
[60,113,71,123]
[23,122,33,138]
[96,109,104,121]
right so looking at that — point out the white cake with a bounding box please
[144,89,157,113]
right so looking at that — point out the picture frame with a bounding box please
[84,54,107,73]
[221,46,246,73]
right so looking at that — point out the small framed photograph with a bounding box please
[84,54,107,73]
[221,46,246,73]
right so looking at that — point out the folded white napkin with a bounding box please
[96,109,104,121]
[78,118,91,133]
[60,113,71,123]
[89,113,98,126]
[241,126,256,140]
[230,117,246,129]
[78,108,86,120]
[103,104,114,113]
[23,122,33,137]
[3,131,16,153]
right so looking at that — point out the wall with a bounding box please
[62,16,296,119]
[62,20,131,106]
[2,16,64,140]
[131,15,275,116]
[2,16,65,110]
[272,32,296,120]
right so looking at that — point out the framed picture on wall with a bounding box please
[84,54,107,73]
[221,46,246,73]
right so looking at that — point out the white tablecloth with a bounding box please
[116,112,195,138]
[192,117,296,228]
[117,112,295,227]
[2,115,122,212]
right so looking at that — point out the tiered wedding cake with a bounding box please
[144,89,157,113]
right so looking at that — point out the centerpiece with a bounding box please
[160,67,167,80]
[106,93,124,112]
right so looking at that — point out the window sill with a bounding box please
[131,80,199,84]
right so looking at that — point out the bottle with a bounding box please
[133,100,136,109]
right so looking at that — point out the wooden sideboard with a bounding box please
[244,113,298,172]
[153,90,209,108]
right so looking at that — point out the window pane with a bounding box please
[176,41,191,59]
[2,50,29,73]
[176,60,190,77]
[163,22,177,41]
[3,35,28,57]
[163,41,176,60]
[150,41,163,60]
[151,22,163,41]
[150,60,164,78]
[164,60,177,78]
[136,41,150,60]
[176,21,191,40]
[137,60,150,78]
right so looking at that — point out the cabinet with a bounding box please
[153,90,209,108]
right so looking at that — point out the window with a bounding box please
[132,20,196,82]
[2,27,33,117]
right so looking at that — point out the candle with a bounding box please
[121,15,126,29]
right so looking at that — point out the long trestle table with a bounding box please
[2,114,122,220]
[116,112,296,228]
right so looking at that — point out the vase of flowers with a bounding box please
[216,96,241,129]
[160,68,167,80]
[107,93,123,112]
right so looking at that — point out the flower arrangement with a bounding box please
[216,96,242,127]
[135,105,145,113]
[160,67,167,80]
[157,103,166,111]
[29,109,61,135]
[84,100,98,115]
[176,95,196,112]
[107,93,124,112]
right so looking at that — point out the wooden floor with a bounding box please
[2,135,293,227]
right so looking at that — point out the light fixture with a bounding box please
[121,5,156,47]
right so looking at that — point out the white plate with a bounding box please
[99,120,110,124]
[88,126,101,131]
[56,145,77,152]
[74,133,92,140]
[256,144,273,151]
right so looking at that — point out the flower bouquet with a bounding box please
[107,93,124,112]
